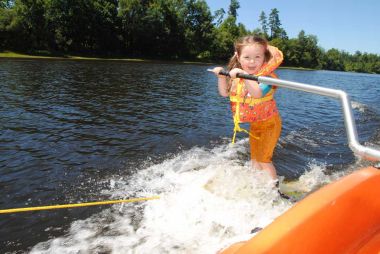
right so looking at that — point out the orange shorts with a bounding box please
[249,114,282,163]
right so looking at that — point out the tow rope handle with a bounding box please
[216,70,259,81]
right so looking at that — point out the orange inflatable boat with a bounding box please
[220,166,380,254]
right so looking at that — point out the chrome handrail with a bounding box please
[210,69,380,161]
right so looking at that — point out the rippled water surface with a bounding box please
[1,59,380,253]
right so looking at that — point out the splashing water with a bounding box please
[351,101,368,113]
[30,140,335,254]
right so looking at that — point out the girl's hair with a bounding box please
[227,35,271,71]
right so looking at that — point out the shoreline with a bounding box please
[0,51,315,70]
[0,51,214,65]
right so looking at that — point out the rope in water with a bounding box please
[0,196,160,214]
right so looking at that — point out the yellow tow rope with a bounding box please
[231,79,265,144]
[232,100,251,144]
[231,78,245,143]
[230,72,276,144]
[0,196,160,214]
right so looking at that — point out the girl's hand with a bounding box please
[210,67,225,77]
[229,68,247,79]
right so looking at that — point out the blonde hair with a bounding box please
[227,35,271,71]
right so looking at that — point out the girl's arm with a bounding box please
[211,67,229,97]
[244,80,264,98]
[229,68,263,99]
[267,45,284,70]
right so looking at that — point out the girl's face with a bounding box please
[237,44,266,75]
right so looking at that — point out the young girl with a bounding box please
[211,35,283,180]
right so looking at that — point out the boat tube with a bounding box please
[220,166,380,254]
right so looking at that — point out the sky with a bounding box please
[205,0,380,55]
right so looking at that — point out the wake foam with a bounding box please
[30,141,337,254]
[351,101,367,113]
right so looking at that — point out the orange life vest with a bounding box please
[230,72,279,123]
[228,46,283,143]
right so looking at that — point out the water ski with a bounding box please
[278,180,310,201]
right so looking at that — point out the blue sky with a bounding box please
[205,0,380,55]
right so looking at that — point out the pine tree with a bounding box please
[228,0,240,18]
[268,8,281,39]
[259,11,268,38]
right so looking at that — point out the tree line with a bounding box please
[1,0,379,74]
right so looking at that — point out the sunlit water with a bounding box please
[1,59,380,253]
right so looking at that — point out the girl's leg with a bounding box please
[250,115,282,179]
[259,162,278,179]
[251,159,262,170]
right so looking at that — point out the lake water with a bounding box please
[1,59,380,253]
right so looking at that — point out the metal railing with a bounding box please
[216,70,380,161]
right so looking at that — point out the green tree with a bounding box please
[268,8,281,39]
[1,0,14,8]
[90,0,120,53]
[183,0,214,59]
[282,38,300,66]
[13,0,48,50]
[296,30,321,68]
[211,0,244,60]
[324,48,344,71]
[121,0,189,58]
[212,16,237,59]
[46,0,91,52]
[45,0,120,53]
[343,51,380,73]
[119,0,215,58]
[2,0,380,74]
[0,3,15,49]
[213,8,225,27]
[118,0,146,54]
[259,11,268,38]
[267,8,287,40]
[228,0,239,18]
